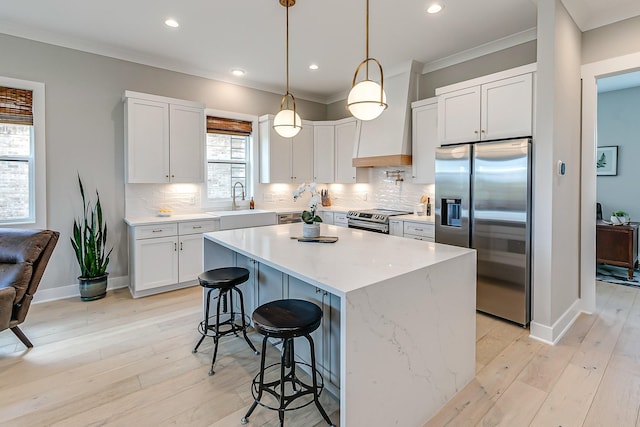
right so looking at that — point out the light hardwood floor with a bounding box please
[1,281,639,426]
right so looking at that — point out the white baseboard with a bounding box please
[529,298,582,345]
[33,275,129,303]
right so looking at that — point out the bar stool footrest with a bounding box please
[196,314,252,339]
[249,361,325,413]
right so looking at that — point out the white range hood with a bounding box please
[352,60,422,167]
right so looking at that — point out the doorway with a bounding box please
[581,53,640,313]
[594,72,640,286]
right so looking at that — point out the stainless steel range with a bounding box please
[347,209,411,234]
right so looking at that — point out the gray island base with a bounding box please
[203,223,476,426]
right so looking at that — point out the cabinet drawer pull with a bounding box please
[414,228,423,232]
[192,225,202,229]
[152,229,163,233]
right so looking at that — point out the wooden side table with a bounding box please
[596,220,639,280]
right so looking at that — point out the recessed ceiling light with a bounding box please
[426,3,443,14]
[231,68,246,77]
[309,64,319,70]
[164,19,179,28]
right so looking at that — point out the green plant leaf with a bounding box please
[71,176,112,278]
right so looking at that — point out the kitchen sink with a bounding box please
[207,209,277,230]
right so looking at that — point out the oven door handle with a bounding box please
[347,218,388,233]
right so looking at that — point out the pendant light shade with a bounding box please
[347,0,387,121]
[273,107,302,138]
[274,0,302,138]
[348,79,387,121]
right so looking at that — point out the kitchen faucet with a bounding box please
[232,182,245,211]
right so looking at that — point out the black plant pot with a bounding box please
[78,273,108,301]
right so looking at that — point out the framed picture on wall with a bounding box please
[596,146,618,176]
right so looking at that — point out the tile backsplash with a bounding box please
[124,166,434,217]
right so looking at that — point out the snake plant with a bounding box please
[70,175,112,278]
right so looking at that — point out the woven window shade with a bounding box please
[206,116,252,136]
[0,86,34,125]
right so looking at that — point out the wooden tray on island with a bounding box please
[291,236,339,243]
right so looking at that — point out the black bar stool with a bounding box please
[241,299,334,426]
[192,267,258,376]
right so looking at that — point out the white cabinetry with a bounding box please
[334,118,362,183]
[436,65,535,145]
[403,221,434,242]
[313,124,335,183]
[333,212,348,227]
[124,91,205,183]
[129,219,215,297]
[259,115,313,183]
[411,97,438,184]
[318,211,334,225]
[389,219,403,237]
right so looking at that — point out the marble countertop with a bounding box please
[204,223,473,296]
[124,207,436,226]
[124,213,216,226]
[397,214,435,223]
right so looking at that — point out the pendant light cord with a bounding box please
[365,0,369,80]
[286,2,290,97]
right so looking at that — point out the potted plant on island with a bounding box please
[70,175,113,301]
[293,182,323,238]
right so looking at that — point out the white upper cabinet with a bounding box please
[291,124,314,183]
[481,73,533,140]
[436,64,535,145]
[169,104,206,183]
[411,97,438,184]
[334,118,359,183]
[314,124,335,183]
[259,115,313,183]
[125,91,205,183]
[438,86,481,144]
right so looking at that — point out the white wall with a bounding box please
[0,33,327,294]
[597,86,640,221]
[582,15,640,64]
[530,0,583,342]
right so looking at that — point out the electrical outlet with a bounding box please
[361,192,368,201]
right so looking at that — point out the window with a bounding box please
[0,123,32,221]
[0,78,45,227]
[205,116,252,200]
[0,77,47,228]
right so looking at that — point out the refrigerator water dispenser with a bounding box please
[442,198,462,227]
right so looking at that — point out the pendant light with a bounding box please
[347,0,387,121]
[273,0,302,138]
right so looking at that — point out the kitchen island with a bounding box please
[203,223,476,426]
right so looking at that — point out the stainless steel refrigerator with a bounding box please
[435,138,531,326]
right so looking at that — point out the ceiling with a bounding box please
[0,0,638,103]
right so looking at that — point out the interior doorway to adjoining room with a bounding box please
[594,71,640,286]
[581,53,640,314]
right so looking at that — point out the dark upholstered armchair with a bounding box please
[0,228,59,348]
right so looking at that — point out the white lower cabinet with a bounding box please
[403,221,435,241]
[389,219,404,237]
[134,234,179,292]
[318,211,334,225]
[129,219,215,297]
[333,211,348,227]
